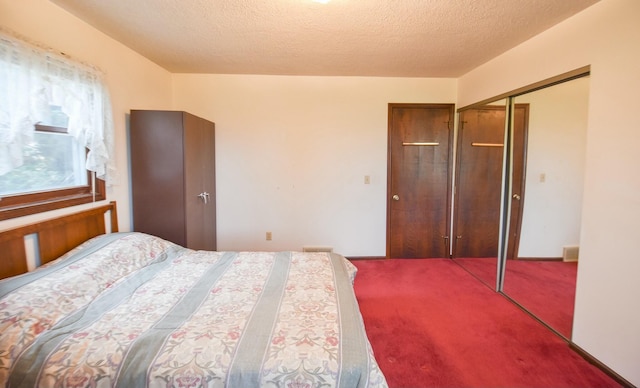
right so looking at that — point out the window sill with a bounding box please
[0,181,105,221]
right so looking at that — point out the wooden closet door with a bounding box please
[387,104,454,258]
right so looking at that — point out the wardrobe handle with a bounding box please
[198,192,209,204]
[392,195,400,201]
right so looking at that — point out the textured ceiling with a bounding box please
[51,0,598,77]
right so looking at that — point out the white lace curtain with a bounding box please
[0,31,115,185]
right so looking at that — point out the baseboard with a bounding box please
[346,256,386,261]
[515,256,563,261]
[569,342,636,388]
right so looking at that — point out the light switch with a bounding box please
[540,173,546,183]
[364,175,371,184]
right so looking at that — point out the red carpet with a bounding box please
[453,258,577,338]
[502,260,577,338]
[352,258,619,388]
[451,257,498,287]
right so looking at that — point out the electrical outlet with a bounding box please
[266,232,272,241]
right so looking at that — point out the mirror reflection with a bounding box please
[452,99,508,288]
[503,75,590,339]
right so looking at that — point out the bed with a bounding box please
[0,202,387,387]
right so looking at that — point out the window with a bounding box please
[0,108,105,220]
[0,32,114,220]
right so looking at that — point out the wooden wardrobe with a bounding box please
[129,110,216,250]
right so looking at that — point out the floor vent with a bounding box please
[302,246,333,253]
[563,246,579,262]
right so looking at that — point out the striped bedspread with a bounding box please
[0,232,387,387]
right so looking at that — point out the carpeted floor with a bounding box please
[352,258,619,388]
[502,260,577,338]
[453,257,577,338]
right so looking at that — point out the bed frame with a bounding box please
[0,201,118,280]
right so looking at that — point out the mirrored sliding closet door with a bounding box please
[502,74,590,339]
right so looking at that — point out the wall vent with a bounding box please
[302,246,333,253]
[563,246,579,262]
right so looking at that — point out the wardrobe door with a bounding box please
[201,119,216,250]
[183,112,216,250]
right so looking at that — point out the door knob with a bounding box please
[513,193,521,200]
[392,194,400,201]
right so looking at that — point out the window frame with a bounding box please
[0,124,105,221]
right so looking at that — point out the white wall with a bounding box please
[516,77,589,258]
[0,0,173,232]
[458,0,640,384]
[172,74,456,255]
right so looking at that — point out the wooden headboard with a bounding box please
[0,201,118,280]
